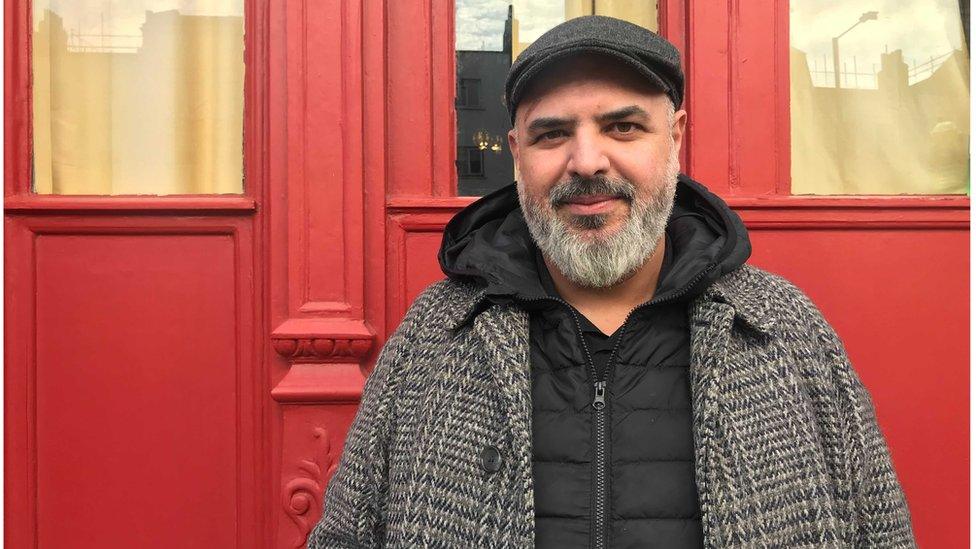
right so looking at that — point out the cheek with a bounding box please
[520,149,565,184]
[614,145,669,185]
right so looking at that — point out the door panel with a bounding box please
[6,215,262,548]
[35,232,239,546]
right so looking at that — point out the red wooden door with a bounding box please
[5,1,270,547]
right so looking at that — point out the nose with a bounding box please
[566,127,611,179]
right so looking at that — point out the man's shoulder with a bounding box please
[399,278,484,332]
[709,263,833,336]
[714,263,811,302]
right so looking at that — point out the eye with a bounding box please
[610,122,640,134]
[535,129,567,143]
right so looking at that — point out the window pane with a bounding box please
[32,1,245,195]
[790,1,970,194]
[454,1,658,196]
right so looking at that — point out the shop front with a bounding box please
[5,0,969,546]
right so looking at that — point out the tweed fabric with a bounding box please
[306,264,916,548]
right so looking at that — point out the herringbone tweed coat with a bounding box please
[307,264,916,548]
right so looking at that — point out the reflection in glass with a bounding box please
[32,1,245,194]
[790,1,970,194]
[454,1,658,196]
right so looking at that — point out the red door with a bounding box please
[5,1,269,547]
[5,1,968,548]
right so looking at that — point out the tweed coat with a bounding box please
[306,264,916,548]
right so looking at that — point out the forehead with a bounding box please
[516,52,665,123]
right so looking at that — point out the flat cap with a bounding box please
[505,15,684,124]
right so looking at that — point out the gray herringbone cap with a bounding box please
[505,15,684,124]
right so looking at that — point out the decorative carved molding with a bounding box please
[283,426,338,548]
[271,318,375,364]
[272,337,372,363]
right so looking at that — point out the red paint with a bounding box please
[4,1,969,548]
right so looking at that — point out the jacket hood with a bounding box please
[438,173,751,308]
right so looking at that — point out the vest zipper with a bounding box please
[511,260,717,549]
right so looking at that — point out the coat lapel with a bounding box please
[688,297,737,548]
[470,302,536,546]
[689,271,844,547]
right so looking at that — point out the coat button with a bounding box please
[480,445,502,473]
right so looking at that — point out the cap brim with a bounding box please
[509,44,671,123]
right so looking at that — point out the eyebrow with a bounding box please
[595,105,650,123]
[525,105,651,134]
[526,116,574,134]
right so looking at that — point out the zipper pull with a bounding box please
[592,381,606,410]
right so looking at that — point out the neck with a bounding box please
[543,235,667,314]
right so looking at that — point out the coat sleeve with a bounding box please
[815,315,918,547]
[305,289,425,549]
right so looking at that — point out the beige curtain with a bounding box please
[790,1,970,195]
[512,0,658,62]
[32,4,244,195]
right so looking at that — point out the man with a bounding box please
[308,15,916,549]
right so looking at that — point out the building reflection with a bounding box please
[791,44,970,194]
[455,6,515,196]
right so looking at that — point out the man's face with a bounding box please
[508,53,687,288]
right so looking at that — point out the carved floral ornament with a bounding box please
[283,426,337,548]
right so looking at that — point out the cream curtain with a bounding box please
[32,3,244,194]
[511,0,658,62]
[790,1,970,195]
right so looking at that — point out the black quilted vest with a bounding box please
[528,234,705,548]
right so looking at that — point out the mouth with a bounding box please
[559,194,625,216]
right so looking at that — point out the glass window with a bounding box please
[790,1,970,194]
[458,146,486,177]
[32,1,245,195]
[457,78,482,109]
[454,1,659,196]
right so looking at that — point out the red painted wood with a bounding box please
[5,216,262,548]
[281,0,368,319]
[5,0,271,547]
[386,0,435,198]
[431,0,457,197]
[683,1,730,193]
[659,0,689,171]
[276,404,356,548]
[729,1,777,195]
[4,196,257,213]
[4,0,30,197]
[749,228,969,549]
[772,0,791,195]
[35,233,238,546]
[269,0,389,545]
[386,209,458,335]
[682,0,794,197]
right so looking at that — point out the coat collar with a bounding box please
[447,265,776,338]
[698,265,777,337]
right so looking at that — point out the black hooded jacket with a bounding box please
[439,174,752,548]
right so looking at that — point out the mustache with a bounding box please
[549,175,636,208]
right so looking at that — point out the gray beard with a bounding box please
[518,144,680,289]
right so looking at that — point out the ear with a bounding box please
[671,109,688,154]
[507,128,520,167]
